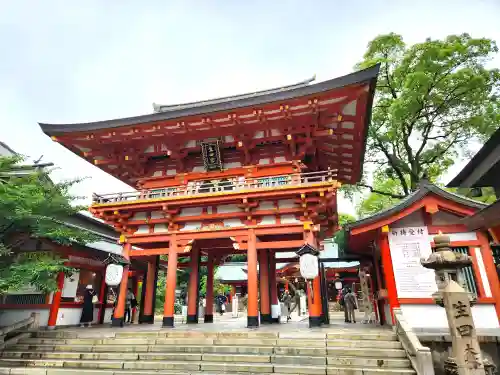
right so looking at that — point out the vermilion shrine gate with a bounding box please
[39,65,380,328]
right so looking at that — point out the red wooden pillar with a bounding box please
[269,251,279,323]
[204,255,214,323]
[247,229,259,327]
[259,249,271,323]
[112,243,131,327]
[187,246,200,324]
[379,231,399,324]
[131,276,139,323]
[304,230,322,327]
[478,232,500,324]
[163,235,178,327]
[284,280,289,292]
[47,272,65,329]
[97,270,107,323]
[142,257,157,323]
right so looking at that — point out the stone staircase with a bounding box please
[0,327,416,375]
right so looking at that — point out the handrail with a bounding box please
[393,308,434,375]
[92,169,339,204]
[0,313,39,348]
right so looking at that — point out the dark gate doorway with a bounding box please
[319,262,330,325]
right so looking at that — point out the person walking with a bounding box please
[80,285,97,327]
[216,294,227,315]
[282,290,292,322]
[344,288,357,323]
[124,288,135,324]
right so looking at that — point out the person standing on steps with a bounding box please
[344,288,357,323]
[282,290,292,322]
[124,288,135,324]
[80,285,97,327]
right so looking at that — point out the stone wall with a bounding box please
[421,336,499,374]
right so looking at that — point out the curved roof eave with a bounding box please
[345,181,486,233]
[39,64,380,136]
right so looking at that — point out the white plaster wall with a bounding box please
[192,166,205,172]
[152,171,163,177]
[253,131,264,139]
[223,219,244,227]
[56,307,100,326]
[150,211,164,219]
[217,204,241,214]
[258,201,275,210]
[224,135,235,142]
[390,211,424,228]
[271,129,282,136]
[223,162,242,169]
[180,207,203,216]
[342,100,357,116]
[166,169,176,176]
[154,224,168,233]
[0,309,50,327]
[131,212,147,221]
[281,215,300,224]
[474,247,492,297]
[258,158,270,165]
[278,199,296,209]
[274,156,287,163]
[259,216,276,225]
[400,304,500,329]
[136,225,149,234]
[180,222,202,231]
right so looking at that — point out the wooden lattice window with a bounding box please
[453,247,479,297]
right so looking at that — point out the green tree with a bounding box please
[333,213,357,255]
[355,33,499,203]
[356,172,403,217]
[0,156,95,293]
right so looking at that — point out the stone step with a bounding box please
[0,367,416,375]
[326,339,402,349]
[31,329,396,341]
[0,354,413,369]
[0,359,276,373]
[326,368,416,375]
[327,356,411,368]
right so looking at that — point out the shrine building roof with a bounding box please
[447,126,500,189]
[346,181,486,235]
[38,65,380,186]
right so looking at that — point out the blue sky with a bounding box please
[1,0,499,215]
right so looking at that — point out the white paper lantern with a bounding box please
[105,264,123,286]
[299,253,319,280]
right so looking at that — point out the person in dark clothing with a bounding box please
[80,285,96,327]
[282,290,292,322]
[216,294,227,315]
[125,288,136,324]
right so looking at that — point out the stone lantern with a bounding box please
[421,232,489,375]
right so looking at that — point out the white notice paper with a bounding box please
[388,226,437,298]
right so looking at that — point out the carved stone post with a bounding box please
[421,232,486,375]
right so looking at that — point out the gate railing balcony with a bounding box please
[92,170,339,205]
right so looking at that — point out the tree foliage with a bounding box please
[0,156,96,293]
[357,33,500,201]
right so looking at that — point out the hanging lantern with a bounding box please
[105,264,123,286]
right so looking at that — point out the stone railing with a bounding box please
[393,308,435,375]
[0,312,40,349]
[92,170,339,204]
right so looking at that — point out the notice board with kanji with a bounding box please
[388,226,437,298]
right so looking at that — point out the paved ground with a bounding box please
[82,311,386,334]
